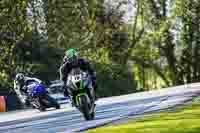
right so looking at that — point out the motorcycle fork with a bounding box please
[32,98,40,108]
[86,88,94,102]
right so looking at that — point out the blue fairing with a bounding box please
[32,84,46,97]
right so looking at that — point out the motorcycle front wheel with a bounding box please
[42,94,60,109]
[78,95,94,120]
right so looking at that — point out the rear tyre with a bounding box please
[55,103,60,109]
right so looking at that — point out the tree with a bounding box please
[44,0,138,96]
[0,0,30,90]
[128,0,200,87]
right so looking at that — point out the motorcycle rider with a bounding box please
[13,73,42,105]
[59,48,97,105]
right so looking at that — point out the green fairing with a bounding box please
[76,93,87,105]
[80,80,84,89]
[75,81,86,105]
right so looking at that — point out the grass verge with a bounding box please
[88,98,200,133]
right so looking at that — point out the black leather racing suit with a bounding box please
[59,58,97,99]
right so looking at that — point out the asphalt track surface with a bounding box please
[0,83,200,133]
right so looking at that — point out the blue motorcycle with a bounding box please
[27,83,60,111]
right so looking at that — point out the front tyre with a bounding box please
[79,95,92,120]
[39,106,46,111]
[90,111,95,120]
[32,98,46,111]
[44,95,60,109]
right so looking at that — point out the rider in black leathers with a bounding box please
[59,48,97,105]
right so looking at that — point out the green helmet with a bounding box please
[64,48,78,62]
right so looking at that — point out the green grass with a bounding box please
[88,99,200,133]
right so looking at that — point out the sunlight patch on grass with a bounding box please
[88,100,200,133]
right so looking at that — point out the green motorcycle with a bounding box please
[67,68,96,120]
